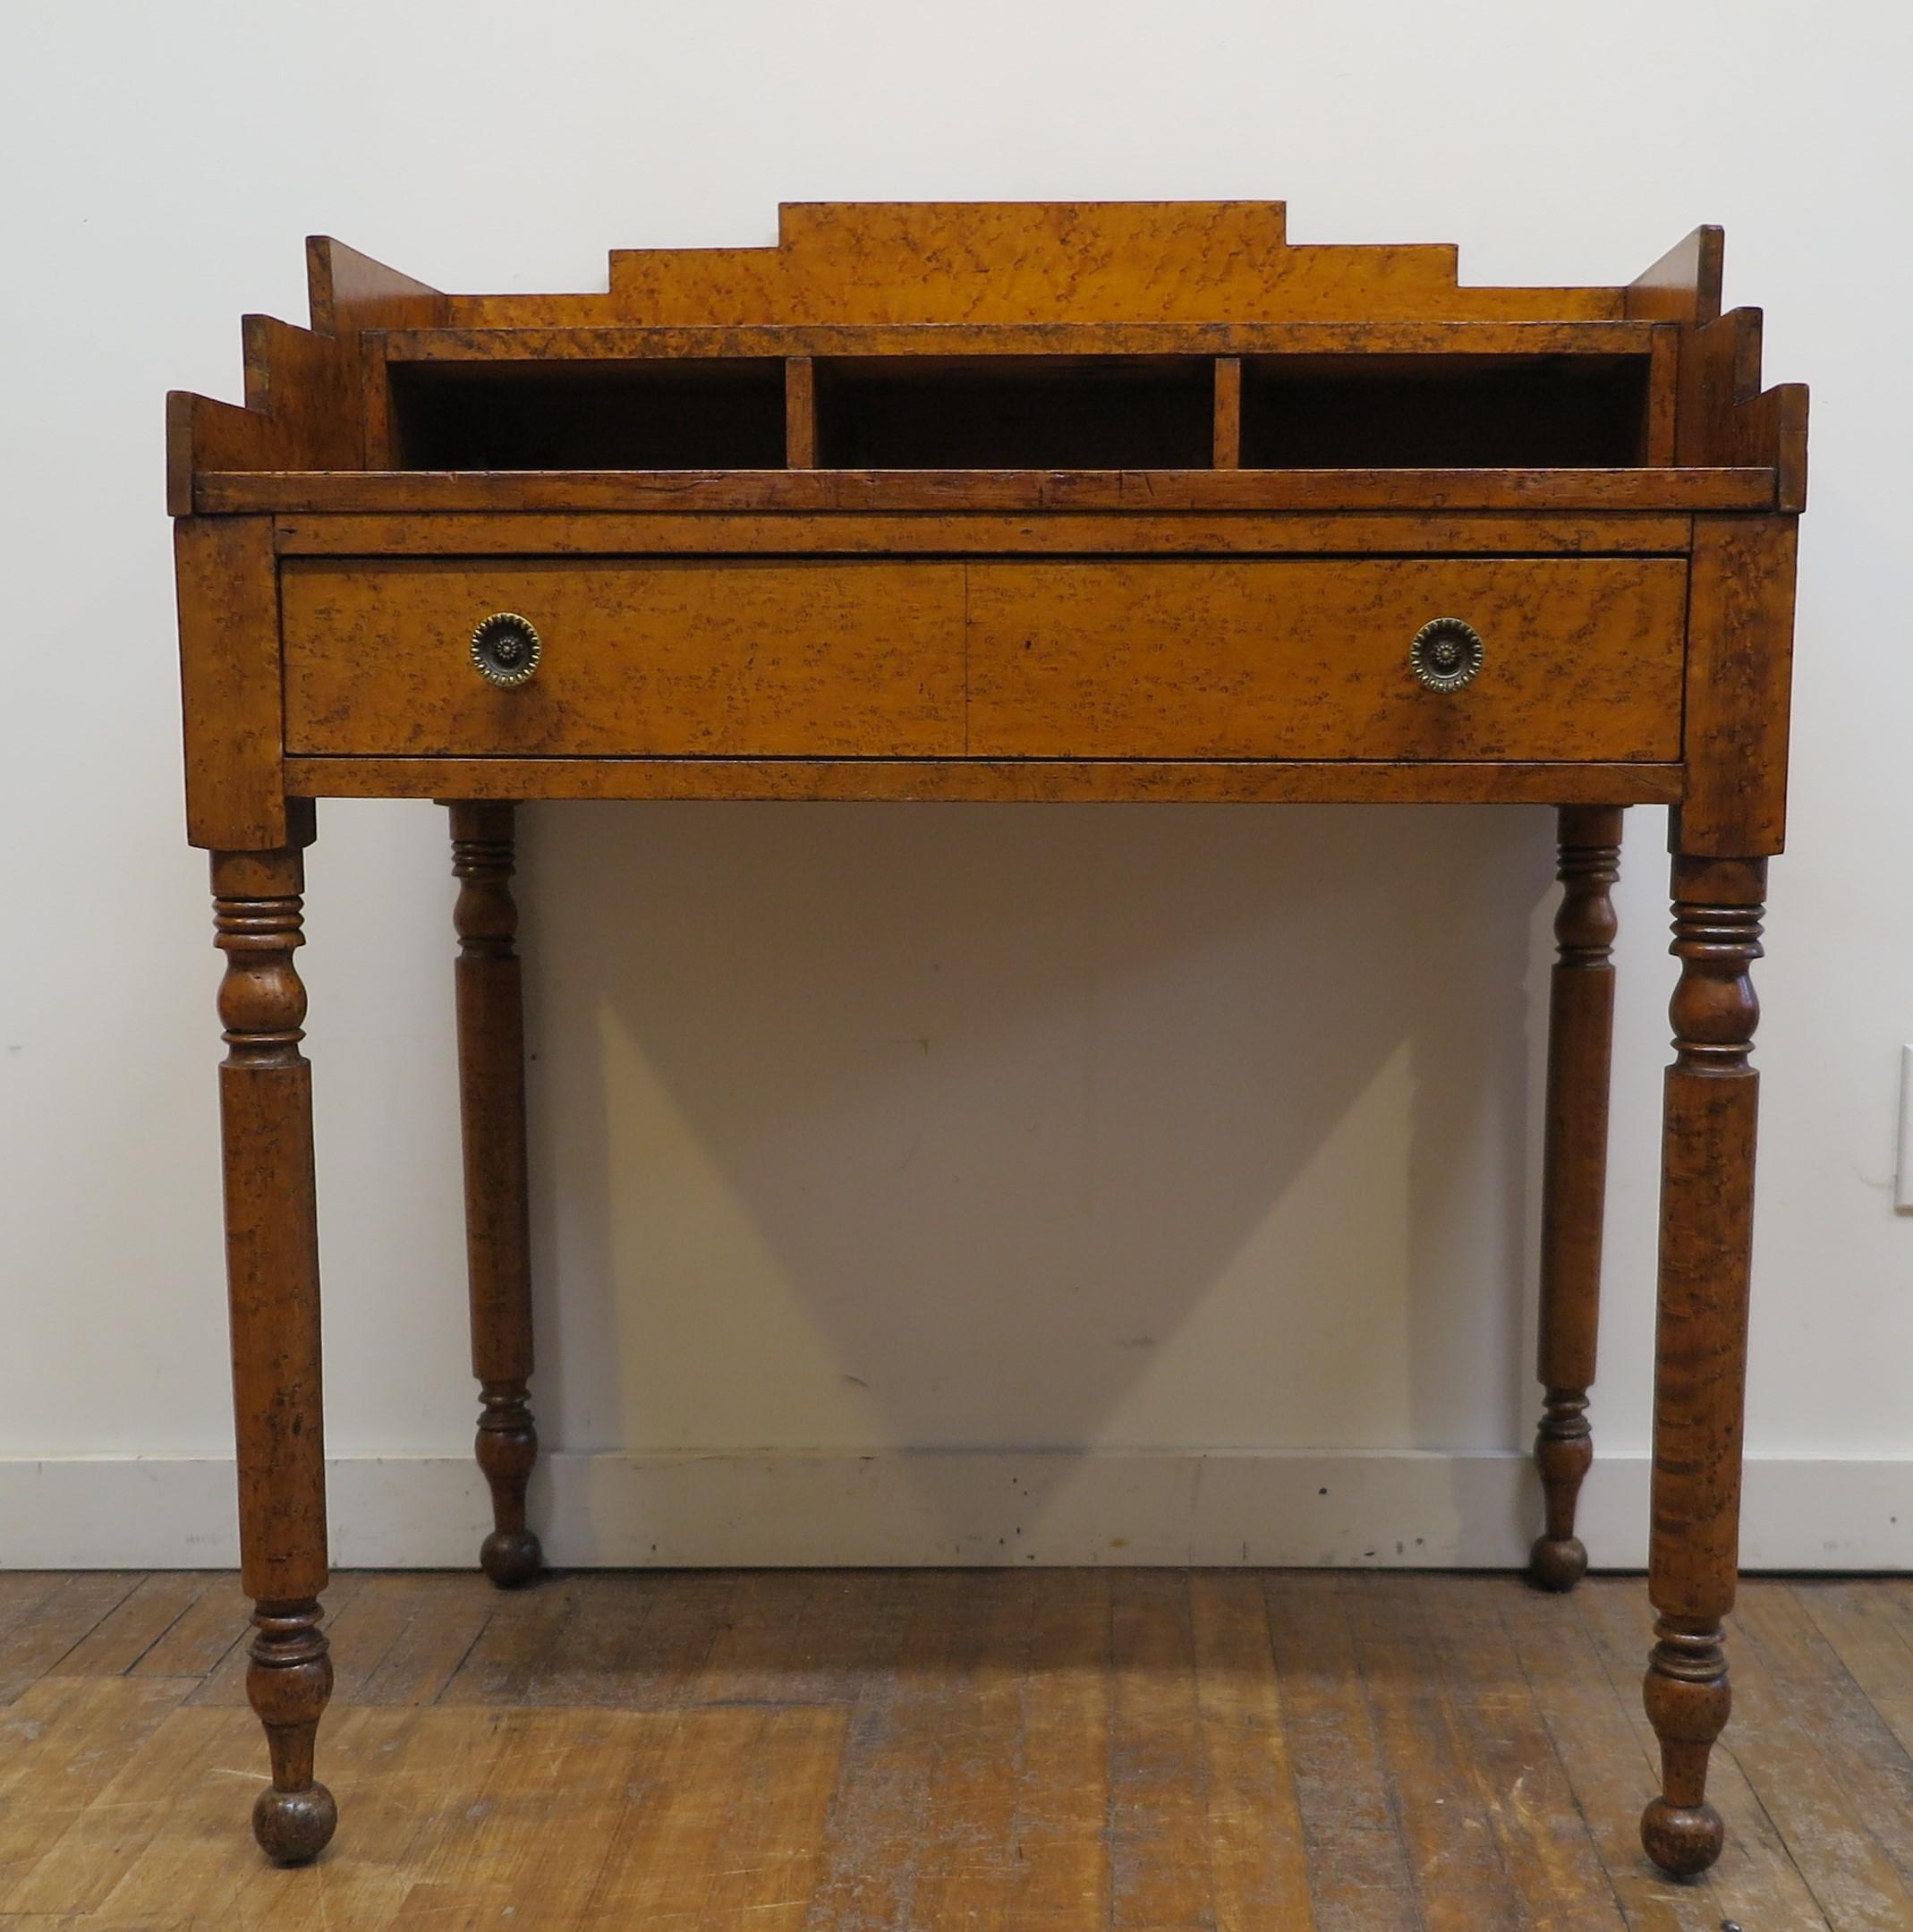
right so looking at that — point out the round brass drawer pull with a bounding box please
[471,612,542,687]
[1409,616,1484,692]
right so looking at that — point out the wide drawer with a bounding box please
[282,556,1687,762]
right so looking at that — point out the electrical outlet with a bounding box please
[1899,1046,1913,1213]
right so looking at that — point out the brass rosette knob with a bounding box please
[471,613,542,688]
[1408,617,1484,692]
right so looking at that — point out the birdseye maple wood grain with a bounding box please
[169,202,1806,1881]
[283,554,1685,764]
[965,557,1686,762]
[268,510,1697,557]
[448,802,542,1592]
[1531,805,1624,1594]
[282,558,968,758]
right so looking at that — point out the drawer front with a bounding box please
[285,555,1687,764]
[968,558,1687,761]
[282,559,967,757]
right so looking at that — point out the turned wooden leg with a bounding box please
[213,848,336,1864]
[1529,804,1623,1592]
[1639,855,1764,1878]
[449,802,543,1587]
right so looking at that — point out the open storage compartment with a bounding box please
[387,357,789,470]
[814,355,1216,469]
[1238,353,1654,468]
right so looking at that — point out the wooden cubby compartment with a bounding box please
[1237,353,1654,469]
[812,355,1217,470]
[387,357,789,470]
[380,347,1657,473]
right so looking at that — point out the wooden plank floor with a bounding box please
[0,1570,1909,1929]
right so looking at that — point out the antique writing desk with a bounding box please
[169,204,1806,1877]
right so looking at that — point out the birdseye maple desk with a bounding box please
[167,203,1806,1877]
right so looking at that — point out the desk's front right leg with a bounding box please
[1640,855,1764,1879]
[212,848,336,1864]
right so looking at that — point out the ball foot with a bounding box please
[1640,1798,1723,1877]
[252,1781,336,1865]
[480,1527,543,1588]
[1527,1534,1588,1593]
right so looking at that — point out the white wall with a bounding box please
[4,1,1909,1568]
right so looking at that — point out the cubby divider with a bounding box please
[1212,357,1243,469]
[785,356,817,468]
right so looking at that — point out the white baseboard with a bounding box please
[4,1450,1908,1571]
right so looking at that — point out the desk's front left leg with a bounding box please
[1640,855,1764,1879]
[212,849,336,1864]
[448,803,542,1587]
